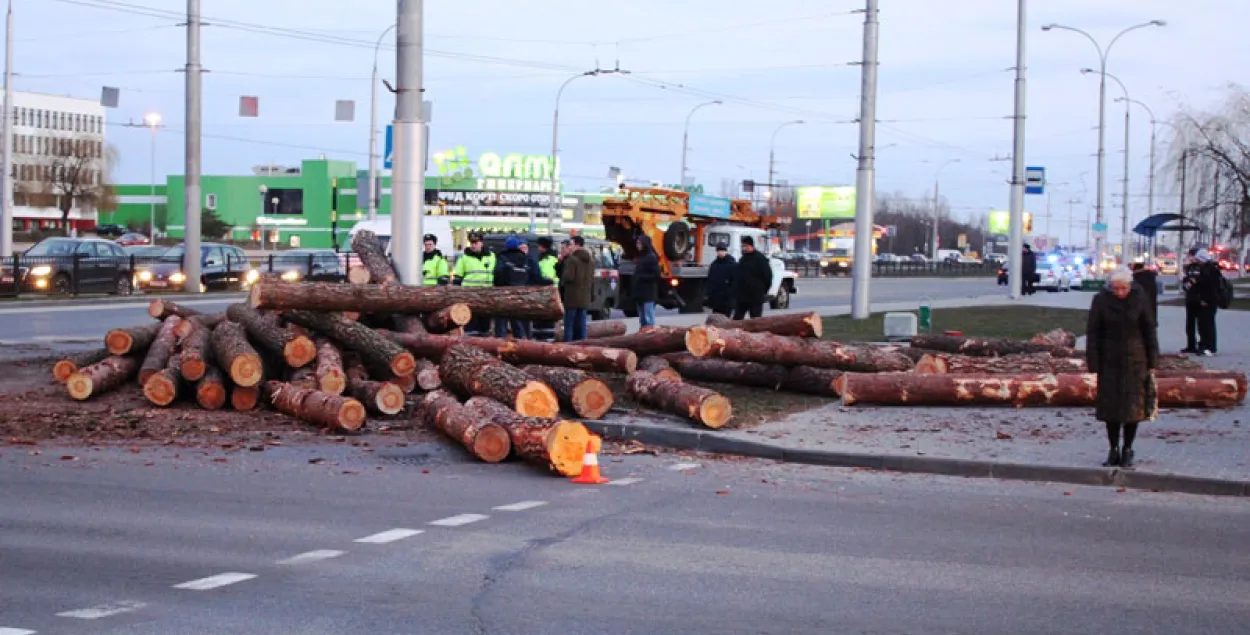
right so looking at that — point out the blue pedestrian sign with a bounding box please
[384,124,393,169]
[1025,166,1045,195]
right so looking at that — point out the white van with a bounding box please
[348,216,453,256]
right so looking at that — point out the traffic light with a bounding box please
[743,179,755,193]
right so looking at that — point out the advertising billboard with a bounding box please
[689,194,732,219]
[796,186,856,219]
[988,210,1033,236]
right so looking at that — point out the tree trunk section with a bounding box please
[52,347,111,383]
[463,396,590,476]
[420,390,511,463]
[579,325,689,356]
[348,378,406,416]
[138,317,183,385]
[781,366,842,397]
[393,314,428,335]
[687,326,914,372]
[908,333,1074,357]
[178,322,212,381]
[385,332,637,373]
[716,312,823,338]
[439,344,559,418]
[1031,328,1077,348]
[143,352,183,407]
[148,298,201,321]
[915,352,1087,375]
[288,364,320,390]
[231,385,261,412]
[284,310,416,378]
[194,364,227,410]
[625,370,733,429]
[174,313,225,340]
[313,338,347,394]
[637,356,681,382]
[66,356,140,401]
[705,313,731,326]
[522,365,614,419]
[105,322,163,356]
[226,303,316,368]
[265,381,366,432]
[423,304,472,333]
[555,319,628,341]
[1157,354,1204,371]
[664,354,788,390]
[837,373,1026,407]
[1156,375,1247,408]
[210,321,265,387]
[350,229,399,286]
[415,358,442,391]
[251,281,565,320]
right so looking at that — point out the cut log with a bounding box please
[521,365,614,419]
[138,317,183,385]
[637,356,681,382]
[284,310,416,378]
[225,303,317,368]
[625,370,732,428]
[148,298,201,320]
[384,332,637,373]
[393,314,428,335]
[210,321,265,387]
[915,352,1088,375]
[194,364,227,410]
[665,355,788,390]
[265,380,366,432]
[420,391,511,463]
[687,326,914,372]
[1157,354,1204,371]
[250,281,565,321]
[312,338,347,394]
[178,322,212,381]
[1153,369,1248,393]
[52,347,112,383]
[716,312,823,338]
[781,366,842,397]
[837,373,1028,407]
[174,313,225,340]
[393,372,418,394]
[348,378,406,416]
[555,319,628,341]
[415,358,442,391]
[908,333,1074,357]
[1156,375,1247,408]
[705,313,732,326]
[288,364,320,390]
[105,322,163,356]
[350,229,400,286]
[231,385,261,412]
[1031,328,1077,348]
[423,304,472,333]
[463,396,590,476]
[143,352,183,407]
[439,344,559,418]
[578,325,689,356]
[66,356,140,401]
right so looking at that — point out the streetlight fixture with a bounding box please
[929,158,960,260]
[546,66,629,235]
[1082,67,1134,260]
[142,112,162,240]
[1117,96,1158,227]
[367,23,397,222]
[1041,19,1166,265]
[679,100,722,188]
[767,120,804,214]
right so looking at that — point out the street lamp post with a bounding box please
[1041,19,1165,266]
[0,0,13,258]
[767,120,804,214]
[1118,96,1158,228]
[547,67,629,235]
[1084,68,1132,260]
[258,184,268,253]
[680,100,721,188]
[367,24,396,222]
[930,159,960,260]
[143,113,162,239]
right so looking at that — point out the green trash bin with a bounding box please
[1081,279,1106,292]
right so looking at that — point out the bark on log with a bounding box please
[250,281,565,320]
[415,358,442,391]
[420,390,511,463]
[662,353,841,396]
[521,365,614,420]
[105,322,163,356]
[1157,354,1204,371]
[439,344,559,418]
[284,310,416,378]
[705,313,732,326]
[576,325,690,356]
[178,322,212,381]
[194,364,227,410]
[463,396,590,476]
[687,326,914,372]
[637,356,681,382]
[350,229,399,286]
[231,385,261,412]
[210,321,265,387]
[313,338,347,394]
[625,370,733,428]
[138,317,183,385]
[393,314,428,335]
[837,373,1030,407]
[393,373,418,394]
[226,303,317,368]
[665,355,788,390]
[66,356,140,401]
[782,366,842,397]
[288,364,320,390]
[1156,375,1247,408]
[174,313,225,340]
[384,332,637,373]
[715,312,823,338]
[915,352,1088,375]
[348,378,406,416]
[52,347,112,383]
[1031,328,1077,348]
[143,352,183,407]
[554,319,628,341]
[148,299,201,321]
[908,333,1074,357]
[423,304,472,333]
[265,380,366,432]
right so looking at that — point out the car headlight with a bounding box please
[170,272,186,284]
[819,260,828,267]
[280,270,301,282]
[29,265,51,277]
[245,269,260,284]
[138,270,152,282]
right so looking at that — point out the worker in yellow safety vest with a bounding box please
[421,233,450,286]
[453,232,496,335]
[535,236,558,285]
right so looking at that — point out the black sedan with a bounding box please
[1,238,133,295]
[134,243,255,292]
[261,249,347,283]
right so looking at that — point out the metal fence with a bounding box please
[781,258,998,278]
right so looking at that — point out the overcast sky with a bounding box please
[12,0,1247,244]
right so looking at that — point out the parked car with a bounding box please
[1,237,133,295]
[481,232,619,320]
[122,245,167,259]
[134,243,254,292]
[1035,262,1071,292]
[94,223,126,238]
[116,232,150,246]
[1066,265,1085,289]
[264,248,347,283]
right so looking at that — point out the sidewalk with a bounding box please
[592,291,1250,497]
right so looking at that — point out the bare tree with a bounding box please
[1165,84,1250,251]
[19,136,118,236]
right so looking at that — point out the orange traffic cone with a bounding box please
[571,438,609,484]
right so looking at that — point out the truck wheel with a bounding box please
[677,280,706,314]
[770,284,790,310]
[663,222,691,261]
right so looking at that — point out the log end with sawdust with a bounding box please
[464,396,591,476]
[521,365,614,420]
[67,356,141,401]
[440,344,560,418]
[626,370,733,429]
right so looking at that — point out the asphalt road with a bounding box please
[1,445,1247,635]
[0,277,1003,344]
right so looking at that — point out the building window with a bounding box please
[263,188,304,215]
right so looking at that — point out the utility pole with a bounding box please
[0,0,14,257]
[680,100,720,188]
[390,0,425,284]
[1006,0,1028,300]
[1120,99,1131,260]
[368,24,396,221]
[1179,150,1188,251]
[183,0,203,292]
[849,0,878,320]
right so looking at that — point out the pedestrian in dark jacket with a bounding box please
[1022,244,1038,295]
[632,235,661,327]
[560,236,595,342]
[492,235,539,339]
[706,242,736,317]
[732,236,773,320]
[1130,262,1160,325]
[1195,253,1223,355]
[1181,248,1203,353]
[1086,267,1159,468]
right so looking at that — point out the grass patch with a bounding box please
[822,305,1090,342]
[597,374,830,430]
[1161,297,1250,311]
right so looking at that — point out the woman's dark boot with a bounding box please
[1120,447,1135,468]
[1102,447,1120,467]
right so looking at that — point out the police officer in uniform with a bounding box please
[531,237,560,340]
[421,233,450,286]
[453,232,496,335]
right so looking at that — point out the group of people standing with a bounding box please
[703,236,775,320]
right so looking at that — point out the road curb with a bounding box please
[0,292,247,311]
[582,421,1250,497]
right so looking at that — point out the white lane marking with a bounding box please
[172,572,257,590]
[353,528,423,544]
[670,463,702,471]
[0,628,37,635]
[276,549,345,565]
[605,477,644,486]
[492,501,547,512]
[428,513,489,527]
[56,601,147,620]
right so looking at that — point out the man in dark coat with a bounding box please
[732,235,773,320]
[559,236,595,342]
[1130,262,1160,324]
[1022,244,1037,295]
[706,242,736,317]
[492,235,539,339]
[632,235,661,327]
[1194,252,1223,355]
[1181,248,1204,353]
[1086,267,1159,468]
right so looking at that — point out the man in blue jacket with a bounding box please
[492,235,540,339]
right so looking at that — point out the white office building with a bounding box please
[7,90,108,232]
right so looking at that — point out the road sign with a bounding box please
[384,124,393,169]
[1025,166,1045,195]
[1092,222,1108,232]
